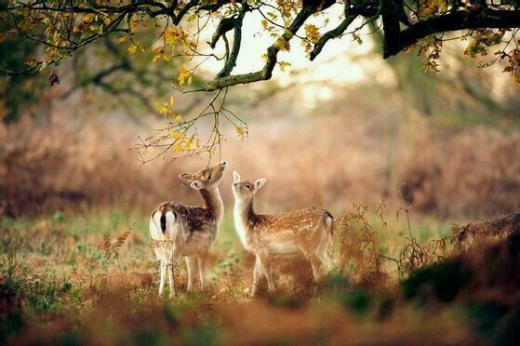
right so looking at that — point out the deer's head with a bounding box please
[231,171,266,204]
[179,161,227,190]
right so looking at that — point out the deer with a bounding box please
[231,171,335,296]
[149,161,227,298]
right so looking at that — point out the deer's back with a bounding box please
[159,201,216,232]
[253,207,331,234]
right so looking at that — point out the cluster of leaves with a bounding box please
[464,28,520,82]
[136,87,247,161]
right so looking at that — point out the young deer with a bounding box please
[149,161,227,298]
[231,171,335,296]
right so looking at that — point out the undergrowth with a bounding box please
[1,207,518,345]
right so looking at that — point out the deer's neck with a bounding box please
[200,188,224,226]
[233,199,257,248]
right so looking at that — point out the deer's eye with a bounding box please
[245,184,251,189]
[208,173,212,179]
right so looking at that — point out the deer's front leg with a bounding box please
[256,254,275,294]
[185,256,196,291]
[250,256,264,297]
[197,253,207,290]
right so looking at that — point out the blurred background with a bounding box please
[1,22,519,222]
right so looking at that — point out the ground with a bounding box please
[4,207,516,345]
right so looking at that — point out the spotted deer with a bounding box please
[149,161,227,298]
[231,171,335,296]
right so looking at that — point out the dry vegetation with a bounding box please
[2,94,519,220]
[2,204,519,345]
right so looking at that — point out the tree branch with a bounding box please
[385,9,520,58]
[310,14,358,60]
[381,0,401,58]
[216,6,247,78]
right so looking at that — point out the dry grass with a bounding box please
[398,127,520,218]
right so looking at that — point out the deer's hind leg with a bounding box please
[168,252,180,299]
[308,254,323,282]
[297,242,322,282]
[317,233,335,272]
[158,261,166,296]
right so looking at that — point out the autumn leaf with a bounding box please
[304,24,320,43]
[178,66,192,86]
[128,44,138,56]
[234,125,248,139]
[278,61,291,72]
[155,102,169,115]
[152,48,170,63]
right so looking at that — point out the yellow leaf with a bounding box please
[169,96,175,108]
[304,24,320,43]
[278,61,291,72]
[178,66,192,86]
[234,125,247,139]
[154,102,169,115]
[127,44,138,56]
[117,36,128,43]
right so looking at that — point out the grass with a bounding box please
[0,207,515,345]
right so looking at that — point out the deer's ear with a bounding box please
[179,172,193,182]
[190,180,204,190]
[254,178,266,192]
[233,171,241,183]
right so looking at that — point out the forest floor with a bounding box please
[2,207,518,345]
